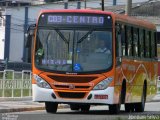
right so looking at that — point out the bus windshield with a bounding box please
[35,27,112,73]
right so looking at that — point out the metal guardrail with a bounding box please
[0,70,32,98]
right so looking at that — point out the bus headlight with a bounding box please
[33,74,51,89]
[93,77,113,90]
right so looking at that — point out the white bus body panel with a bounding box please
[32,84,115,104]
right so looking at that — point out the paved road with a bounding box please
[1,102,160,120]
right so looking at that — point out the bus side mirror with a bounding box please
[25,24,36,48]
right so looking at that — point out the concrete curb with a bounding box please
[0,97,32,102]
[151,94,160,102]
[0,104,69,113]
[0,107,45,113]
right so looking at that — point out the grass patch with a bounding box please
[23,89,31,96]
[0,89,2,97]
[5,71,14,79]
[13,89,21,97]
[4,89,12,97]
[0,73,3,79]
[1,89,31,97]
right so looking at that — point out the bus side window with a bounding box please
[151,31,156,58]
[25,24,36,63]
[116,23,122,65]
[133,28,138,57]
[155,32,157,58]
[138,29,145,58]
[126,26,132,57]
[122,25,126,56]
[145,31,150,58]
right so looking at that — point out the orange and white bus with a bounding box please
[27,9,158,114]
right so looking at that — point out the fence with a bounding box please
[0,70,32,98]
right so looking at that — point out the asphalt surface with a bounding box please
[2,102,160,120]
[0,94,159,113]
[0,97,44,113]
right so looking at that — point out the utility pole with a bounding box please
[113,0,116,6]
[23,6,28,62]
[125,0,132,16]
[84,0,86,9]
[77,0,81,9]
[101,0,104,11]
[64,0,68,9]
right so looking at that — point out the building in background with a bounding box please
[0,0,31,7]
[0,16,5,60]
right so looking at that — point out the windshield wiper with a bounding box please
[77,29,94,43]
[38,26,69,44]
[55,28,69,44]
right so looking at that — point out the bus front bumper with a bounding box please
[32,84,114,105]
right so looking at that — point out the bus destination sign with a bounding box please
[38,13,112,27]
[47,15,104,25]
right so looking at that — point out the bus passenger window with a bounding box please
[151,32,156,58]
[126,27,132,56]
[121,25,126,56]
[145,31,150,58]
[133,28,138,57]
[116,24,121,56]
[116,23,122,65]
[139,29,145,58]
[155,32,157,57]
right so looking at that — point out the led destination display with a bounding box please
[48,15,104,25]
[38,13,112,27]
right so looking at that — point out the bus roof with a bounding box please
[39,9,156,30]
[114,13,156,30]
[39,9,113,15]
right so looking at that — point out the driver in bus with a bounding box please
[95,39,111,54]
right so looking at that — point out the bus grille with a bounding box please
[47,75,97,83]
[55,85,90,89]
[58,92,86,99]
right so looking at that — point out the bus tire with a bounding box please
[125,103,134,112]
[80,105,90,112]
[45,102,58,113]
[121,80,126,104]
[109,104,120,114]
[70,104,80,111]
[134,85,146,112]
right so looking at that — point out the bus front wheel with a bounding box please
[45,102,58,113]
[70,104,80,111]
[109,104,120,114]
[80,105,90,112]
